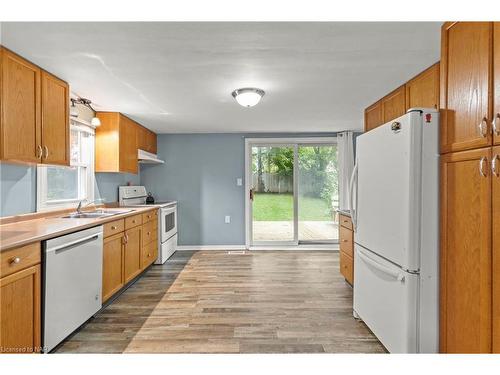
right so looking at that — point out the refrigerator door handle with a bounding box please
[357,248,405,282]
[349,163,359,230]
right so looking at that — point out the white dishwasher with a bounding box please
[43,225,103,352]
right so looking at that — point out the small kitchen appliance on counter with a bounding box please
[118,186,177,263]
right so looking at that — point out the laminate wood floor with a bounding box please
[56,250,385,353]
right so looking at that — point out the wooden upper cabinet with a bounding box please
[494,23,500,146]
[41,71,69,166]
[95,112,138,174]
[405,62,440,110]
[119,115,138,174]
[493,145,500,352]
[137,125,157,154]
[440,148,492,353]
[364,101,383,132]
[440,22,492,153]
[0,47,41,163]
[382,85,406,123]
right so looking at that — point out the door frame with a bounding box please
[244,137,337,249]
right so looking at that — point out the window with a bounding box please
[37,120,95,211]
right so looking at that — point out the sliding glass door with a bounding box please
[247,139,338,247]
[250,145,297,245]
[298,145,339,243]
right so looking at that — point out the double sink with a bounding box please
[61,209,134,219]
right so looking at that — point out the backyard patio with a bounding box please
[252,193,339,242]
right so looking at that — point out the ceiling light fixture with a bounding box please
[71,97,101,126]
[231,88,265,108]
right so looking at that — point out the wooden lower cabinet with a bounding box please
[123,226,142,283]
[102,233,125,303]
[101,211,157,303]
[339,214,354,285]
[0,264,41,353]
[440,148,492,353]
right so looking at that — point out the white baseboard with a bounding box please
[176,245,247,251]
[176,244,339,251]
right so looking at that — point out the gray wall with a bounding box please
[141,132,339,246]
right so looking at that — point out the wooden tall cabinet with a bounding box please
[494,23,500,146]
[440,148,492,353]
[0,47,69,166]
[439,21,500,353]
[0,47,41,163]
[493,146,500,352]
[440,22,492,153]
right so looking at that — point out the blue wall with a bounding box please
[0,163,37,217]
[141,133,338,246]
[0,163,139,217]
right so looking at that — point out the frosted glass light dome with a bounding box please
[231,88,265,107]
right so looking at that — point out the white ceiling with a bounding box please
[1,22,441,133]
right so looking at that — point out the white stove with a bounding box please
[118,186,176,208]
[119,186,177,264]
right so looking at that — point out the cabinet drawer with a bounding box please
[141,220,158,247]
[103,219,125,238]
[340,251,354,285]
[339,214,353,230]
[125,214,143,230]
[0,242,41,278]
[141,241,157,269]
[142,210,157,223]
[339,226,354,258]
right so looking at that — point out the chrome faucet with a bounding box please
[76,198,105,214]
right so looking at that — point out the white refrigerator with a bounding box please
[350,108,439,353]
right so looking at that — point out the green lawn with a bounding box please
[253,193,332,221]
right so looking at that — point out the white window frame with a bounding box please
[37,119,95,212]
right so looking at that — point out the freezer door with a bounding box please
[353,245,419,353]
[354,111,422,270]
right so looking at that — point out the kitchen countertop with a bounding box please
[0,206,158,252]
[336,209,351,217]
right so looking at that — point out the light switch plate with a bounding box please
[225,215,231,224]
[236,178,242,186]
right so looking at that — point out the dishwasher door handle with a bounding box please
[48,234,100,253]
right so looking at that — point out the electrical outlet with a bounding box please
[236,178,242,186]
[225,215,231,224]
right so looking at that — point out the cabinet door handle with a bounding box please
[111,226,117,230]
[492,154,499,177]
[10,257,21,265]
[479,156,488,177]
[43,145,49,159]
[37,145,43,160]
[493,113,500,136]
[478,117,488,137]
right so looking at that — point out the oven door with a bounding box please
[160,206,177,242]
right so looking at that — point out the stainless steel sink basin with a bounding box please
[61,209,134,219]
